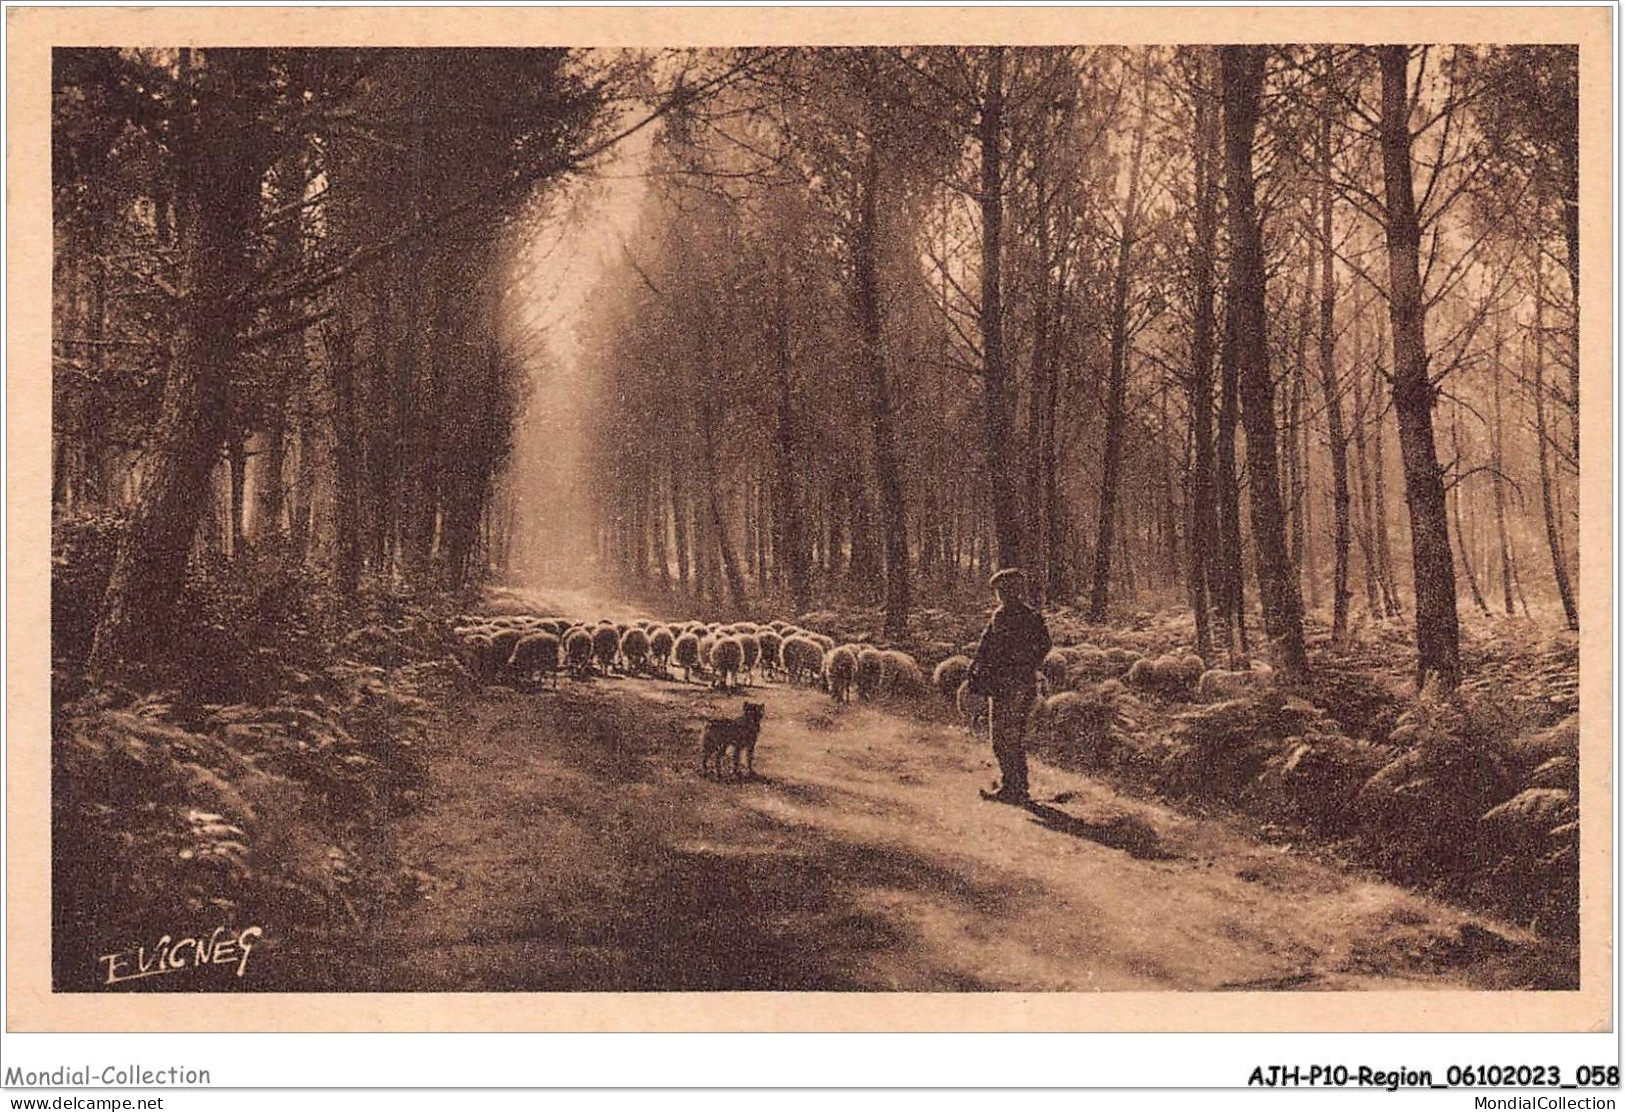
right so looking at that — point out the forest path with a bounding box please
[370,590,1560,992]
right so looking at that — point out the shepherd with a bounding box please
[965,567,1052,805]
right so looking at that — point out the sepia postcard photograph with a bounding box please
[4,4,1613,1036]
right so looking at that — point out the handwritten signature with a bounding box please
[98,925,263,986]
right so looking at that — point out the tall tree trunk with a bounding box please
[1116,497,1137,600]
[366,277,395,576]
[772,247,812,612]
[442,336,502,592]
[979,45,1023,570]
[1024,172,1052,591]
[653,475,672,591]
[670,459,690,594]
[1533,255,1579,629]
[1040,252,1069,601]
[1370,332,1402,616]
[1561,139,1580,478]
[85,230,115,505]
[847,476,877,583]
[634,461,651,580]
[1089,54,1152,622]
[754,478,770,593]
[826,487,843,579]
[1186,50,1221,660]
[1490,319,1515,616]
[1450,407,1491,616]
[325,322,364,597]
[1288,264,1311,590]
[1349,320,1383,619]
[1222,45,1307,677]
[1160,383,1180,588]
[1317,107,1353,641]
[88,50,268,676]
[1511,536,1532,619]
[696,489,716,601]
[1024,362,1045,593]
[855,99,911,638]
[1378,45,1460,690]
[1303,421,1320,612]
[227,429,248,557]
[1215,295,1249,656]
[702,444,746,610]
[291,372,319,556]
[1042,332,1066,601]
[256,163,305,542]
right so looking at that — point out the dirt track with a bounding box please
[367,597,1564,991]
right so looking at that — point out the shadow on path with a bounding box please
[1020,802,1179,861]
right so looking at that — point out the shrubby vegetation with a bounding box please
[51,519,471,988]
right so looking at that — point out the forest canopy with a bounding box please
[538,44,1581,687]
[53,44,1580,692]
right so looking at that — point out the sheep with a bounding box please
[808,632,835,653]
[697,634,718,676]
[795,636,828,683]
[823,645,858,702]
[489,629,524,679]
[649,628,676,675]
[738,633,761,685]
[620,627,652,675]
[709,635,745,690]
[564,627,595,677]
[1195,667,1261,703]
[733,621,760,634]
[931,655,972,705]
[673,632,703,684]
[880,650,928,699]
[756,630,783,679]
[854,648,885,701]
[1125,652,1205,699]
[781,636,821,684]
[509,632,562,690]
[1040,649,1070,693]
[460,632,499,682]
[1063,646,1128,686]
[797,637,828,683]
[455,630,497,656]
[1124,655,1165,693]
[591,625,621,673]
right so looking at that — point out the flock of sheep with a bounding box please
[452,612,934,701]
[454,611,1270,722]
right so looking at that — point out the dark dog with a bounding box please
[701,701,766,780]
